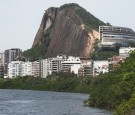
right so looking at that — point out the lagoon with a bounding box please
[0,89,113,115]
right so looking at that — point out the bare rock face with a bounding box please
[32,4,104,58]
[32,7,57,46]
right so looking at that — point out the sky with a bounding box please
[0,0,135,52]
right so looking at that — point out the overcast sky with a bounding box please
[0,0,135,51]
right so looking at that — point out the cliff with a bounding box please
[24,3,105,61]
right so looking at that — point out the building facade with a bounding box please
[93,61,109,76]
[4,48,22,76]
[108,56,126,71]
[78,62,93,77]
[0,52,4,78]
[8,61,39,78]
[99,26,135,48]
[0,52,4,66]
[8,61,23,78]
[31,61,40,77]
[61,56,81,72]
[119,47,135,57]
[0,65,4,78]
[40,55,67,78]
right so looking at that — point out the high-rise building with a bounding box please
[4,48,22,75]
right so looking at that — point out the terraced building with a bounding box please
[99,26,135,48]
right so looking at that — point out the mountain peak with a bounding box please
[23,3,105,61]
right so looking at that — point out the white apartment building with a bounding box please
[8,61,39,78]
[40,55,67,78]
[93,61,109,76]
[119,47,135,57]
[61,56,81,72]
[21,61,32,77]
[41,59,51,78]
[8,61,23,78]
[31,61,40,77]
[70,64,81,74]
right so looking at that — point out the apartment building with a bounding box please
[8,61,23,78]
[108,56,126,71]
[119,47,135,57]
[31,61,40,77]
[40,55,67,78]
[4,48,22,75]
[8,61,39,78]
[0,52,4,66]
[99,26,135,48]
[0,52,4,77]
[93,61,109,76]
[61,56,81,72]
[78,62,93,77]
[0,65,4,78]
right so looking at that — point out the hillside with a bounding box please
[23,3,105,61]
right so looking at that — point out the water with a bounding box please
[0,89,113,115]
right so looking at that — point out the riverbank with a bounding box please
[0,89,112,115]
[0,72,134,115]
[85,51,135,115]
[0,73,92,93]
[1,50,135,115]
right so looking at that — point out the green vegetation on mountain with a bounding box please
[22,45,46,61]
[22,3,105,61]
[60,3,105,31]
[91,50,119,60]
[91,39,119,60]
[22,28,51,61]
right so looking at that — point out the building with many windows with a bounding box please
[31,61,40,77]
[61,56,81,72]
[93,61,109,76]
[0,65,4,78]
[8,61,23,78]
[0,52,4,66]
[119,47,135,57]
[4,48,22,76]
[78,62,93,77]
[40,55,67,78]
[0,52,4,78]
[8,61,39,78]
[99,26,135,48]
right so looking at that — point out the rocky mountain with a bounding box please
[23,3,105,61]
